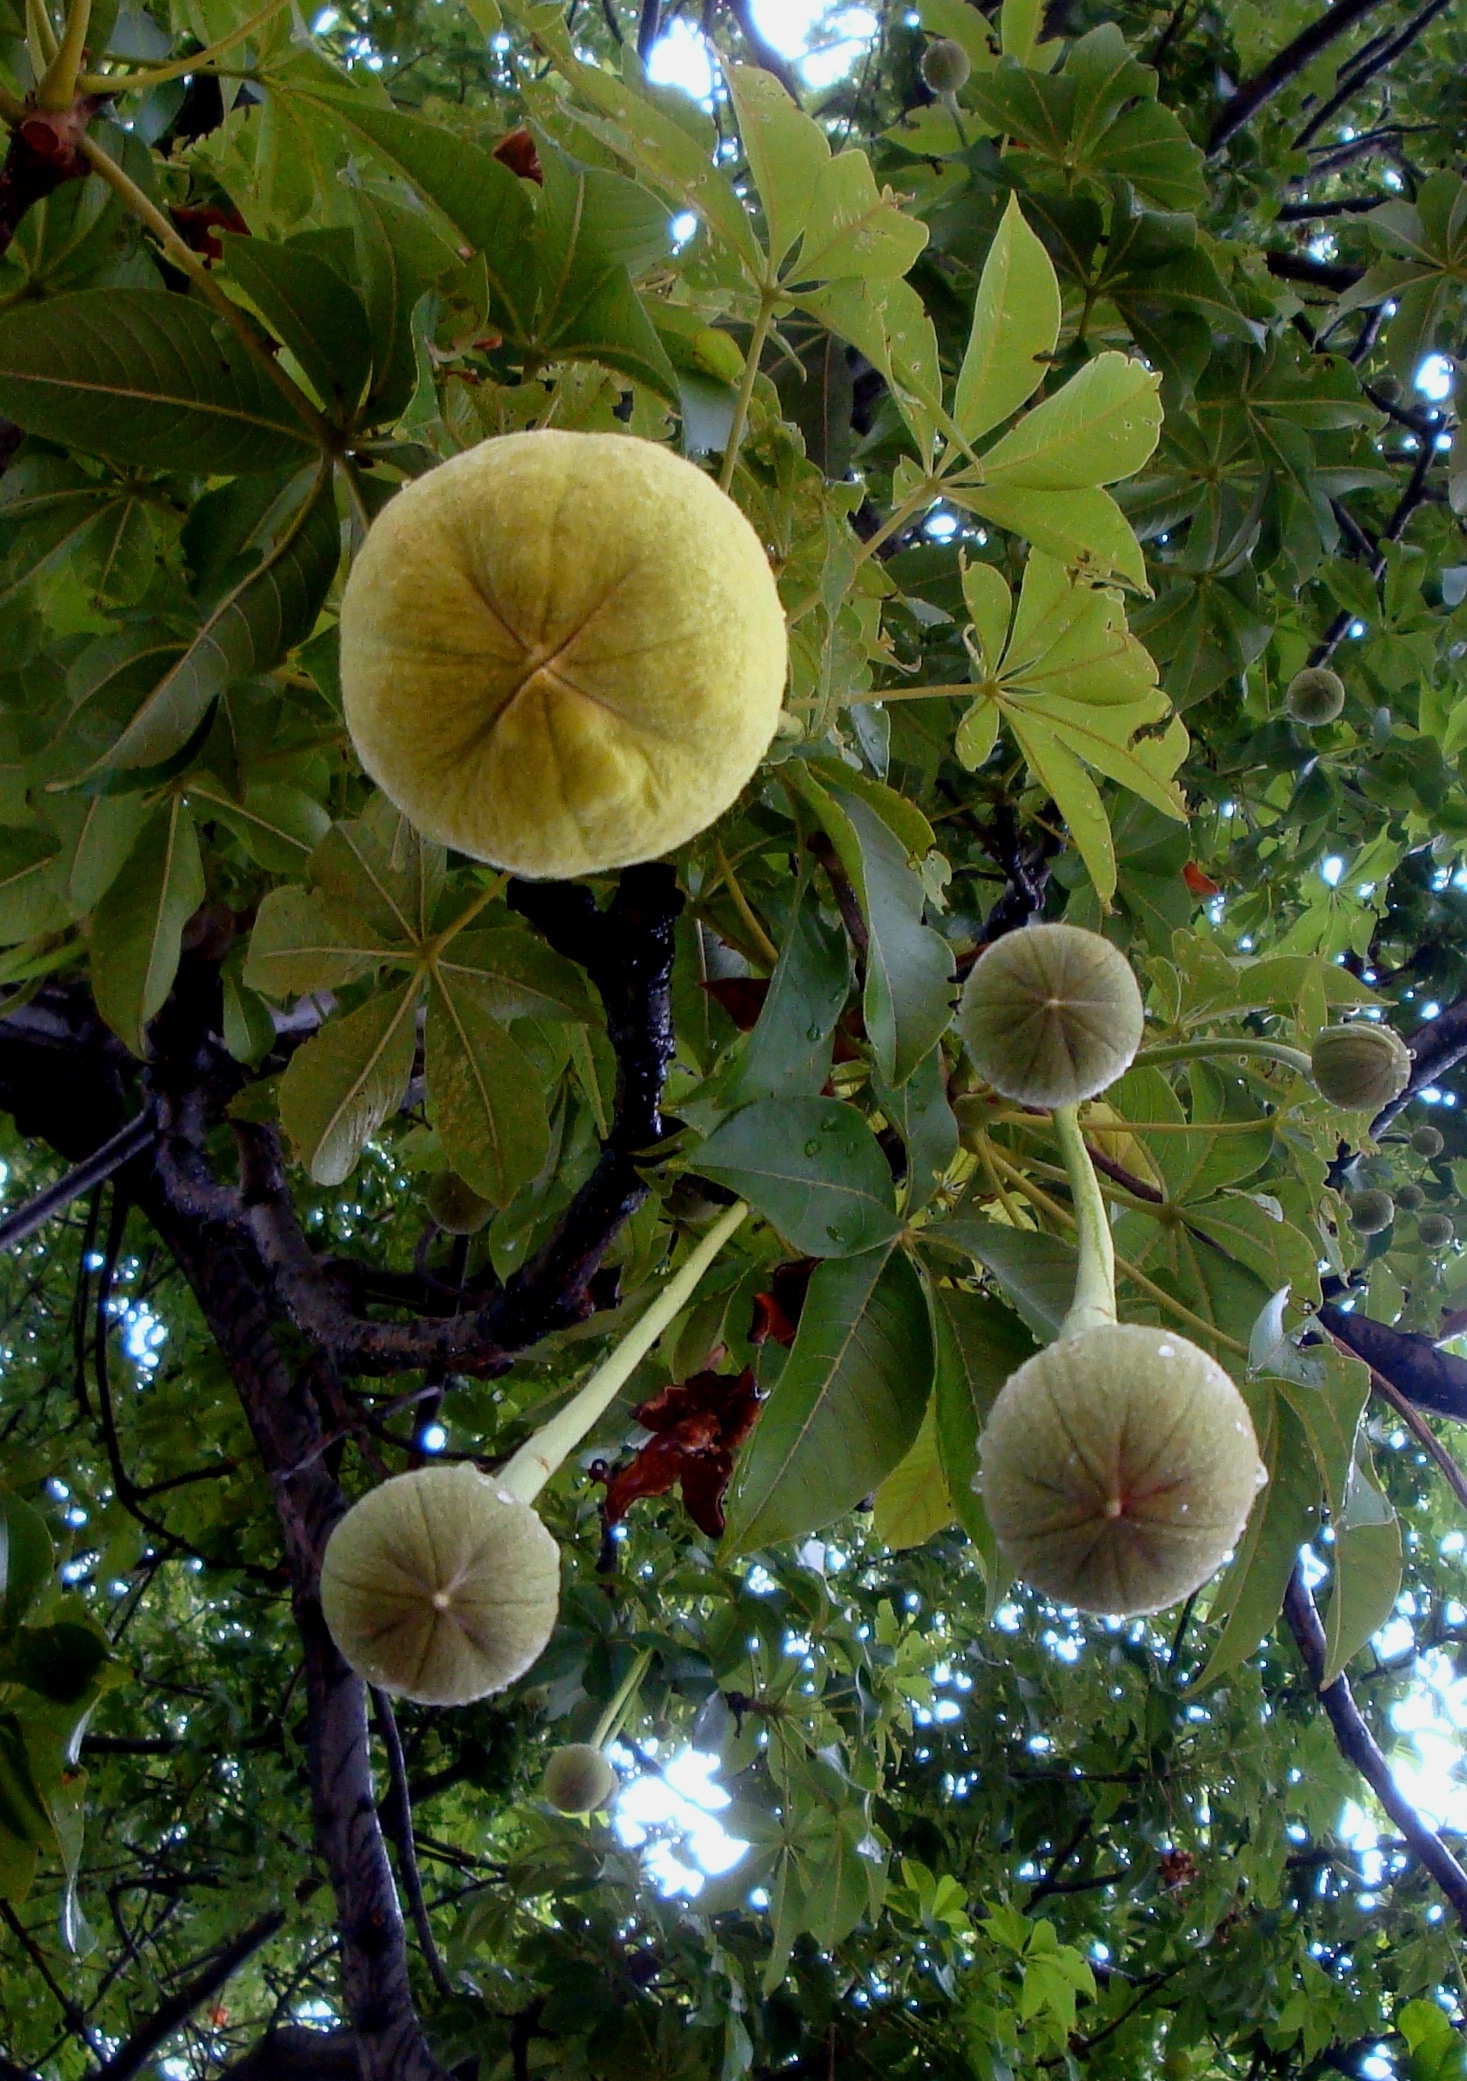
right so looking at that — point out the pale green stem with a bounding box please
[497,1200,750,1505]
[37,0,89,109]
[25,0,58,75]
[1133,1037,1314,1078]
[79,0,290,91]
[718,294,778,495]
[591,1646,653,1750]
[1053,1103,1116,1341]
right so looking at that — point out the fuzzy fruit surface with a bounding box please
[1284,666,1345,727]
[426,1169,494,1234]
[1310,1022,1412,1111]
[1347,1188,1394,1235]
[979,1322,1265,1616]
[543,1742,618,1814]
[339,431,788,880]
[1418,1211,1456,1249]
[1412,1124,1445,1158]
[320,1463,559,1706]
[957,922,1144,1108]
[921,35,971,92]
[1395,1181,1426,1212]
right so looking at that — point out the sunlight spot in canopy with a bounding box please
[1320,855,1345,887]
[1416,353,1455,403]
[647,19,716,102]
[612,1744,749,1897]
[419,1423,447,1452]
[925,509,958,540]
[670,211,699,247]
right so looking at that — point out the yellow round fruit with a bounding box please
[319,1464,560,1706]
[978,1322,1265,1616]
[957,922,1145,1109]
[338,431,788,880]
[542,1742,618,1814]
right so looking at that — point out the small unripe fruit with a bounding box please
[957,923,1144,1109]
[542,1742,618,1814]
[1412,1125,1445,1158]
[1395,1181,1426,1212]
[921,35,971,94]
[339,431,788,881]
[1284,667,1346,727]
[426,1170,494,1234]
[1419,1211,1456,1250]
[1347,1188,1394,1235]
[320,1465,560,1706]
[1310,1023,1412,1112]
[978,1323,1265,1616]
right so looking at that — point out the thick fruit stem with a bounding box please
[497,1199,749,1503]
[1053,1104,1117,1340]
[1133,1036,1314,1077]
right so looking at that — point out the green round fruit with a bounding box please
[1284,667,1346,727]
[957,923,1145,1109]
[426,1170,494,1234]
[978,1322,1265,1617]
[339,430,788,881]
[1412,1124,1446,1158]
[1347,1188,1394,1235]
[1394,1181,1426,1212]
[542,1742,618,1814]
[1309,1023,1412,1111]
[921,35,971,94]
[320,1465,560,1706]
[1418,1211,1456,1250]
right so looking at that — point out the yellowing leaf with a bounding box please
[953,193,1060,444]
[872,1396,952,1551]
[979,351,1162,490]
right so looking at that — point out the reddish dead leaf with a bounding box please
[493,127,544,183]
[1158,1848,1198,1889]
[170,202,249,263]
[1182,861,1221,898]
[702,976,769,1029]
[749,1259,817,1347]
[602,1369,761,1538]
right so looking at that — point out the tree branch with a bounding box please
[370,1691,452,2001]
[1294,0,1457,148]
[1283,1567,1467,1929]
[1208,0,1393,152]
[0,1112,153,1255]
[1317,1304,1467,1423]
[90,1910,286,2081]
[720,0,802,100]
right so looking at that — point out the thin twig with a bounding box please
[371,1691,454,2000]
[1283,1567,1467,1930]
[1294,0,1457,148]
[1209,0,1392,152]
[0,1112,153,1254]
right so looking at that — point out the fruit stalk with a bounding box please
[497,1199,749,1504]
[1053,1104,1117,1340]
[591,1646,653,1749]
[1133,1036,1313,1077]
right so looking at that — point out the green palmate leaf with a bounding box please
[931,1284,1035,1589]
[0,290,320,474]
[297,87,539,337]
[243,884,394,998]
[0,1712,54,1868]
[348,186,456,425]
[437,929,596,1025]
[91,469,339,774]
[925,1218,1077,1341]
[788,150,929,288]
[0,831,65,947]
[873,1045,958,1214]
[1322,1516,1404,1687]
[954,481,1150,590]
[193,779,332,879]
[693,1097,901,1258]
[1191,1391,1319,1692]
[278,975,420,1185]
[0,1493,54,1632]
[723,1242,934,1551]
[90,800,205,1056]
[222,233,373,422]
[425,971,550,1207]
[308,804,443,949]
[978,352,1162,491]
[801,276,943,461]
[873,1397,954,1552]
[786,764,953,1087]
[716,877,851,1112]
[0,1620,112,1706]
[531,143,679,399]
[723,62,830,270]
[953,193,1061,445]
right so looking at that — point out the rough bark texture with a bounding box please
[0,865,685,2079]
